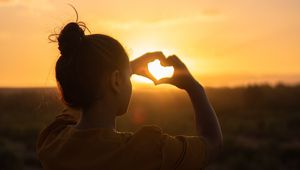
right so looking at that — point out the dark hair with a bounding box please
[55,22,129,109]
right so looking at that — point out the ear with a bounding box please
[110,70,121,93]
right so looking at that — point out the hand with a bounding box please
[157,55,197,90]
[130,51,167,84]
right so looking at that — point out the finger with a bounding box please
[159,56,173,67]
[135,72,157,84]
[142,51,167,63]
[156,77,172,85]
[145,71,158,84]
[130,51,165,69]
[135,68,158,83]
[167,55,182,66]
[163,55,186,68]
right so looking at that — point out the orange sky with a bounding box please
[0,0,300,87]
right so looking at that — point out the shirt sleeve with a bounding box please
[36,113,77,152]
[160,133,209,170]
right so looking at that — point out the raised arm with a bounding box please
[130,52,223,159]
[157,55,223,160]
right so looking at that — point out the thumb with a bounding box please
[156,78,172,85]
[144,71,158,84]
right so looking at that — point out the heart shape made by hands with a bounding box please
[148,59,174,80]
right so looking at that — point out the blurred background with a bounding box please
[0,0,299,169]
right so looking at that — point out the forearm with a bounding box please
[185,80,223,147]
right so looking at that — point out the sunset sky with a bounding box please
[0,0,300,87]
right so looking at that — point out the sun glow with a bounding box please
[1,1,300,87]
[129,46,176,84]
[148,59,174,80]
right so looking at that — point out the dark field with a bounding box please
[0,84,299,170]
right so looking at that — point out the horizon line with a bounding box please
[0,81,299,90]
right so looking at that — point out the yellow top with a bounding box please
[37,114,209,170]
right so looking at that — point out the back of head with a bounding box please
[55,22,129,110]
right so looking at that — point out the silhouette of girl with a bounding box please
[37,22,222,170]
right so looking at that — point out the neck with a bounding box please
[75,99,117,130]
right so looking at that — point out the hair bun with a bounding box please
[58,22,85,56]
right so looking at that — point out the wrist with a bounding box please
[184,78,203,93]
[185,80,204,95]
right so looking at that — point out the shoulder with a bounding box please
[122,125,163,148]
[133,125,163,140]
[136,125,162,134]
[36,113,77,152]
[131,126,209,169]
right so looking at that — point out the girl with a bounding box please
[37,22,222,170]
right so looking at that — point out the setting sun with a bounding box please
[148,59,174,80]
[0,0,300,87]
